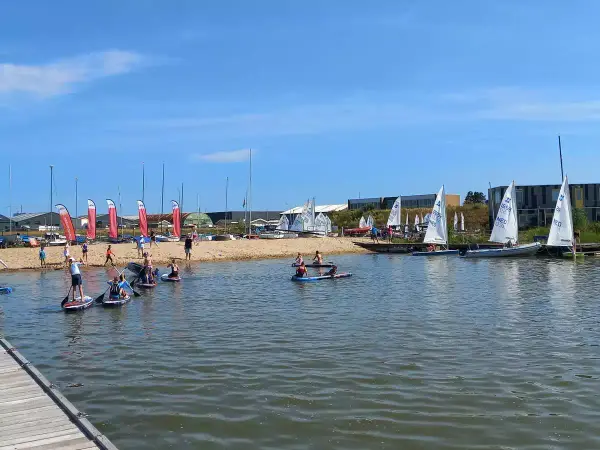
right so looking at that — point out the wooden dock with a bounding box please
[0,338,117,450]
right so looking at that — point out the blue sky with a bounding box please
[2,1,600,215]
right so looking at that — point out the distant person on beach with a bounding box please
[295,262,308,278]
[150,231,158,248]
[184,235,193,261]
[313,251,323,265]
[104,245,115,266]
[81,241,88,263]
[69,257,85,302]
[295,253,303,265]
[371,226,379,243]
[39,246,46,267]
[136,236,145,257]
[63,243,70,266]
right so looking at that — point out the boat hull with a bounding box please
[462,242,541,258]
[412,250,459,256]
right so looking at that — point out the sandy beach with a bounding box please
[0,237,369,271]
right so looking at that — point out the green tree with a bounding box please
[464,191,486,204]
[572,208,588,230]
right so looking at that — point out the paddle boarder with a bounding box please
[326,265,338,277]
[313,251,323,265]
[295,262,308,278]
[295,253,304,266]
[184,234,193,261]
[167,260,179,279]
[68,257,86,303]
[104,245,116,266]
[118,273,133,296]
[109,276,124,299]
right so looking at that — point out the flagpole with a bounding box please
[249,148,252,236]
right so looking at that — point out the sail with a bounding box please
[290,214,304,232]
[415,214,420,231]
[460,212,465,231]
[387,197,402,227]
[366,215,374,228]
[171,200,181,238]
[315,213,328,233]
[137,200,148,237]
[406,212,409,226]
[302,199,315,231]
[55,204,76,242]
[489,181,518,244]
[423,185,448,245]
[277,215,289,231]
[86,199,96,240]
[547,176,574,248]
[106,199,118,240]
[453,212,458,231]
[325,215,332,233]
[359,216,367,228]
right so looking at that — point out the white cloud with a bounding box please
[0,50,144,98]
[192,149,252,163]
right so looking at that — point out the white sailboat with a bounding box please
[453,212,458,232]
[460,212,465,231]
[366,215,374,228]
[387,197,402,228]
[414,214,420,232]
[463,180,541,258]
[359,216,367,228]
[413,185,458,256]
[546,176,579,258]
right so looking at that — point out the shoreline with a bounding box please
[0,237,369,271]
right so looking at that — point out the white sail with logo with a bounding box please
[314,212,328,234]
[489,181,518,244]
[547,176,574,248]
[453,212,458,231]
[277,214,289,231]
[415,214,420,231]
[387,197,402,227]
[359,216,367,228]
[302,199,315,231]
[290,214,304,232]
[423,185,448,245]
[366,215,374,228]
[460,212,465,231]
[325,215,332,233]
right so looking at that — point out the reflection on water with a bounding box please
[1,255,600,449]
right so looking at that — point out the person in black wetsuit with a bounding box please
[326,265,338,277]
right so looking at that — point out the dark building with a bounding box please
[349,194,460,211]
[206,211,281,224]
[488,183,600,228]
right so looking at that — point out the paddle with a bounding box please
[60,287,73,307]
[95,287,109,304]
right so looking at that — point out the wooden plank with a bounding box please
[0,415,68,433]
[0,432,86,449]
[0,405,58,423]
[0,422,77,442]
[0,427,82,447]
[17,437,99,450]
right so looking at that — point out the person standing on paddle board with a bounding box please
[68,257,86,302]
[313,251,323,265]
[81,241,89,263]
[184,235,193,261]
[104,245,116,266]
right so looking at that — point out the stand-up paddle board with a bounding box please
[62,296,94,311]
[291,273,352,282]
[102,295,131,307]
[0,286,13,295]
[161,274,181,282]
[136,282,157,288]
[291,263,335,268]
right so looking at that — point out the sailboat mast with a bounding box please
[118,186,123,239]
[225,177,229,234]
[142,162,145,204]
[249,149,252,236]
[8,165,12,234]
[313,196,316,232]
[49,165,53,231]
[160,162,165,233]
[181,182,184,214]
[197,193,200,229]
[558,135,564,181]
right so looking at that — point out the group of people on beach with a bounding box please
[40,241,115,268]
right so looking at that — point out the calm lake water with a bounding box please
[2,254,600,449]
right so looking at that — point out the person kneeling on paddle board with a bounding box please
[118,273,133,297]
[295,262,308,278]
[167,260,179,279]
[69,257,86,302]
[295,253,303,266]
[109,276,125,299]
[326,265,338,277]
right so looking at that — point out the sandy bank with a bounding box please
[0,238,370,271]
